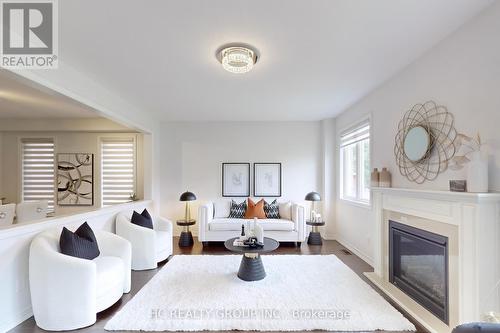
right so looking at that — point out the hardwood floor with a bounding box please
[10,238,427,333]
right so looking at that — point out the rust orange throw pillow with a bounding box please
[244,198,266,219]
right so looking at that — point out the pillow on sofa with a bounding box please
[131,210,153,229]
[213,199,231,218]
[228,200,247,218]
[278,201,292,220]
[141,208,152,221]
[245,198,266,219]
[264,199,280,219]
[60,222,100,260]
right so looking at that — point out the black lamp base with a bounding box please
[179,231,194,247]
[307,232,323,245]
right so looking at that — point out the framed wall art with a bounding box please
[222,163,250,197]
[253,163,282,197]
[57,153,94,206]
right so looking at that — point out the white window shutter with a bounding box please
[101,138,136,207]
[340,121,370,148]
[21,138,55,212]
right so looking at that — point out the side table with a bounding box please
[306,221,325,245]
[176,219,195,247]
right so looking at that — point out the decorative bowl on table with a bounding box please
[243,237,264,248]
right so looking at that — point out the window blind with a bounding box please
[101,138,136,207]
[340,121,370,147]
[21,138,55,212]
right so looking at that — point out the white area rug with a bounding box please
[105,255,415,331]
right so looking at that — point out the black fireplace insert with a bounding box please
[389,220,449,323]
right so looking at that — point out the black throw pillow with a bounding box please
[60,222,100,260]
[131,210,153,229]
[141,208,152,221]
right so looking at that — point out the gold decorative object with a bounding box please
[394,101,457,184]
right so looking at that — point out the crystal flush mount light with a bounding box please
[217,44,258,74]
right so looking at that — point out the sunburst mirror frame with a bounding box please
[394,101,457,184]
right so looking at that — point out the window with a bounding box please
[101,137,136,207]
[21,138,55,212]
[340,120,370,204]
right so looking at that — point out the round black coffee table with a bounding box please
[307,221,325,245]
[224,237,279,281]
[176,219,195,247]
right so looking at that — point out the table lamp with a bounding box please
[179,191,196,221]
[305,191,321,221]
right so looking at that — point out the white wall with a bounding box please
[0,129,144,216]
[321,119,336,239]
[159,122,322,234]
[333,2,500,264]
[142,130,162,216]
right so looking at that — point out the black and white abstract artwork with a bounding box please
[254,163,282,197]
[57,153,94,206]
[222,163,250,197]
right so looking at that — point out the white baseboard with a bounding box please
[322,232,336,240]
[335,237,374,267]
[317,232,374,267]
[0,306,32,333]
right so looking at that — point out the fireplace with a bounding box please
[389,220,449,323]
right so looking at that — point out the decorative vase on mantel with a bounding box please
[379,168,392,188]
[467,148,488,193]
[371,168,380,188]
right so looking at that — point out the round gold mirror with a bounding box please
[395,101,457,183]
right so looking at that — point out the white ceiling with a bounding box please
[57,0,492,121]
[0,70,101,118]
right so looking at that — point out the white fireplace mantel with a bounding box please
[366,187,500,333]
[372,187,500,203]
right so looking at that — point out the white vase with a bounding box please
[246,220,253,238]
[467,150,488,193]
[254,221,264,243]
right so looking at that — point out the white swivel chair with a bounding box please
[116,212,173,270]
[29,228,131,331]
[16,200,48,223]
[0,203,16,227]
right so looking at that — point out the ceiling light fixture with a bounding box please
[217,45,258,74]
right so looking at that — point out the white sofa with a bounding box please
[29,228,131,331]
[116,212,173,270]
[198,199,305,244]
